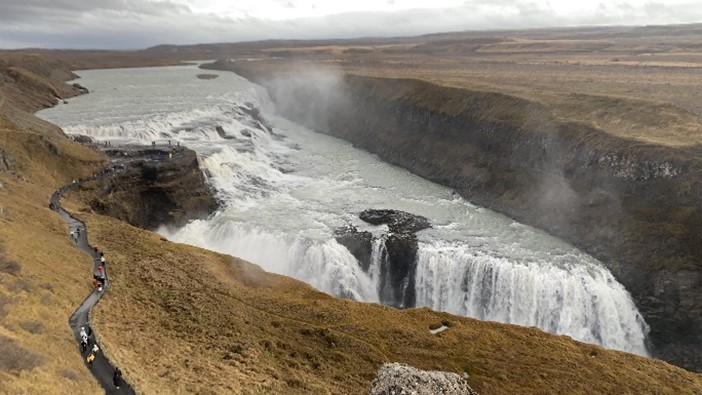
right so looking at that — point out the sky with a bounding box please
[0,0,701,49]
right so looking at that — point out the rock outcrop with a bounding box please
[359,209,430,233]
[81,146,219,230]
[334,226,373,272]
[224,62,702,371]
[336,209,430,308]
[369,363,479,395]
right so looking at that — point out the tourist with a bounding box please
[113,367,122,389]
[80,335,88,352]
[79,326,87,339]
[92,343,100,354]
[86,353,95,368]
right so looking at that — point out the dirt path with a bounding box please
[51,182,134,394]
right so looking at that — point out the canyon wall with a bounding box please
[220,62,702,371]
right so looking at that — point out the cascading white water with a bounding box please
[37,64,650,356]
[367,238,387,285]
[414,242,649,354]
[168,219,378,302]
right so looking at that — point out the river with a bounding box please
[37,64,650,355]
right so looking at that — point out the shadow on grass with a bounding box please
[0,335,45,374]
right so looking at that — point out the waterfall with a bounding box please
[37,65,652,358]
[414,242,650,355]
[164,221,379,303]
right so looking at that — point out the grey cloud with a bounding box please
[0,0,189,23]
[0,0,701,49]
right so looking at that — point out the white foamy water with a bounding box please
[37,64,649,355]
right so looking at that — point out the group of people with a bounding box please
[58,170,128,391]
[78,325,123,389]
[92,248,107,292]
[79,326,100,367]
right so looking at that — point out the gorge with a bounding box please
[38,64,653,361]
[209,60,702,372]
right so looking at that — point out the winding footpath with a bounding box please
[51,181,135,395]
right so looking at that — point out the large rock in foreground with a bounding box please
[370,363,479,395]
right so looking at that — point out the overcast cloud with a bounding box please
[1,0,701,49]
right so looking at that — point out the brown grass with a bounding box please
[0,335,45,373]
[75,208,702,395]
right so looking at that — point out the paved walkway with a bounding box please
[51,181,135,394]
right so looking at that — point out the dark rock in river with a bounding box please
[215,125,235,140]
[334,226,373,272]
[72,135,94,144]
[360,209,431,233]
[335,209,429,308]
[383,232,418,308]
[72,82,89,94]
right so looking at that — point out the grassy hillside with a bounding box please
[0,55,106,393]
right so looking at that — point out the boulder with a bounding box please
[370,363,479,395]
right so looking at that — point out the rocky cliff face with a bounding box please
[223,62,702,371]
[336,209,430,308]
[80,146,218,230]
